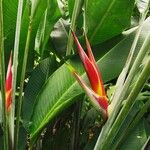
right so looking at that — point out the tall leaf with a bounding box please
[22,56,59,126]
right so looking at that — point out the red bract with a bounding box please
[68,31,109,120]
[5,52,12,111]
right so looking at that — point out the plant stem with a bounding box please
[11,0,24,149]
[71,101,82,150]
[95,25,150,150]
[66,0,83,55]
[0,0,9,149]
[114,98,150,149]
[101,58,150,150]
[15,18,32,150]
[115,28,150,111]
[111,13,146,108]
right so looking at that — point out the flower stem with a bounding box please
[101,58,150,149]
[114,97,150,149]
[111,13,146,108]
[14,18,32,150]
[95,26,150,150]
[11,0,24,149]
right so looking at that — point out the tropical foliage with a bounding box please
[0,0,150,149]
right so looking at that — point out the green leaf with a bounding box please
[22,55,59,127]
[111,100,144,149]
[85,0,135,45]
[3,0,18,61]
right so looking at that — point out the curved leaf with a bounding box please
[22,55,59,127]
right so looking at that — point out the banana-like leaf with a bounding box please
[22,55,59,126]
[85,0,135,45]
[22,20,149,142]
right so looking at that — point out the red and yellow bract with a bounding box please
[67,31,109,120]
[5,53,12,112]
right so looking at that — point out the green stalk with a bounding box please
[114,98,150,149]
[113,26,150,112]
[95,26,150,150]
[111,13,146,108]
[0,0,9,149]
[66,0,83,55]
[10,0,24,149]
[142,136,150,150]
[15,18,32,150]
[110,2,150,116]
[100,58,150,149]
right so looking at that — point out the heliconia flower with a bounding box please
[5,52,12,112]
[67,31,109,120]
